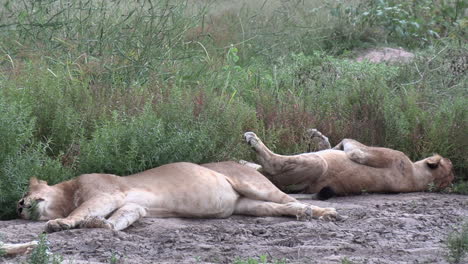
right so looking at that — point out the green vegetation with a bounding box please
[446,221,468,264]
[0,0,466,219]
[453,182,468,195]
[341,257,357,264]
[26,234,62,264]
[233,255,287,264]
[109,252,124,264]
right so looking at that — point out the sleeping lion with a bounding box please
[17,161,337,233]
[243,130,454,200]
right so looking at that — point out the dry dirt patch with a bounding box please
[1,193,467,264]
[356,47,415,64]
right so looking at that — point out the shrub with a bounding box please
[0,98,71,220]
[77,109,210,175]
[0,99,34,165]
[26,234,62,264]
[2,62,87,155]
[340,0,467,47]
[77,99,258,175]
[0,143,72,219]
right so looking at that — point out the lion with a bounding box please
[17,161,337,233]
[243,130,454,199]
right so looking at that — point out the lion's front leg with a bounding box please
[244,132,276,169]
[1,241,38,256]
[80,203,147,231]
[234,198,339,221]
[244,132,299,176]
[46,193,124,233]
[107,203,147,231]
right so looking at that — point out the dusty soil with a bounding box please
[1,193,467,264]
[355,47,415,63]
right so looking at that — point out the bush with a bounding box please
[0,99,34,165]
[337,0,468,47]
[77,109,211,175]
[0,143,72,219]
[0,98,33,219]
[0,98,71,219]
[2,62,87,155]
[77,99,258,175]
[26,234,62,264]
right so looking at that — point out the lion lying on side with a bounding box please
[244,130,454,200]
[17,161,337,233]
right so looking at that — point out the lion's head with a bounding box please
[17,178,66,221]
[424,155,455,190]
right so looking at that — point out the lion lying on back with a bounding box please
[244,130,454,199]
[17,162,337,232]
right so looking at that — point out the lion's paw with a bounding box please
[80,216,114,230]
[45,218,74,233]
[244,132,259,147]
[239,160,263,171]
[306,128,324,139]
[316,207,339,221]
[306,129,331,150]
[347,149,367,164]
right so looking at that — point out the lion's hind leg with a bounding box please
[204,161,297,204]
[234,198,337,221]
[306,129,332,151]
[335,139,401,168]
[107,203,147,231]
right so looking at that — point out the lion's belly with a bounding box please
[316,155,408,194]
[123,162,240,218]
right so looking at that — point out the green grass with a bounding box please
[446,221,468,264]
[233,255,288,264]
[109,252,125,264]
[452,182,468,195]
[0,0,466,219]
[26,234,62,264]
[341,257,357,264]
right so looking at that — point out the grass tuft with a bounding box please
[26,234,62,264]
[446,221,468,264]
[233,255,288,264]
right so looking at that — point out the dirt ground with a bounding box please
[355,47,414,63]
[1,192,467,264]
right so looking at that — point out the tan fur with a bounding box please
[244,132,455,196]
[0,241,38,256]
[18,162,337,232]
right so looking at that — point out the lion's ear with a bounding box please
[29,177,47,186]
[426,155,442,169]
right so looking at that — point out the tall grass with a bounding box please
[0,0,466,219]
